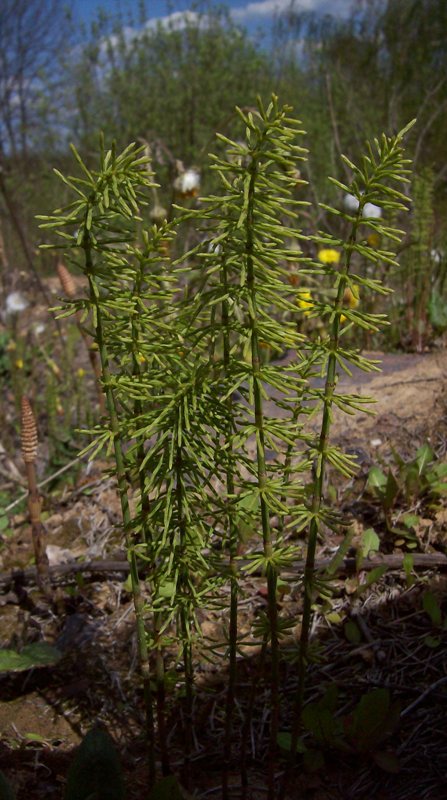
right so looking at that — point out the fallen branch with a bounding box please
[1,552,446,592]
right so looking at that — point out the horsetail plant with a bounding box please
[38,100,414,797]
[39,140,160,783]
[21,396,51,598]
[279,120,415,798]
[180,96,315,798]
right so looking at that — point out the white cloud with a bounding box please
[144,10,202,31]
[101,11,204,55]
[232,0,352,22]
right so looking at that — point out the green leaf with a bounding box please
[367,466,387,492]
[0,643,61,673]
[346,689,399,751]
[65,727,125,800]
[415,443,434,476]
[344,620,362,644]
[360,528,380,558]
[24,732,48,744]
[384,470,399,511]
[422,591,442,627]
[402,514,420,529]
[0,516,9,532]
[148,776,185,800]
[355,565,388,595]
[276,732,306,754]
[403,553,414,586]
[302,704,340,746]
[428,288,447,332]
[0,771,16,800]
[424,635,441,649]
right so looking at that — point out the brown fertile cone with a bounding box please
[57,261,76,298]
[21,397,38,464]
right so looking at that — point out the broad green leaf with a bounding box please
[428,288,447,332]
[360,528,380,557]
[346,689,391,750]
[0,771,16,800]
[65,727,125,800]
[424,635,441,649]
[422,591,442,627]
[302,705,340,745]
[0,643,61,673]
[276,732,306,754]
[384,470,399,511]
[148,776,185,800]
[367,466,387,492]
[402,514,420,529]
[344,620,362,644]
[415,443,434,476]
[403,553,414,586]
[356,565,388,595]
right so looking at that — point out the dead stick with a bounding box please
[1,552,446,592]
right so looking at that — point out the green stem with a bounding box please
[221,257,239,800]
[240,636,268,800]
[131,259,170,778]
[279,209,363,800]
[83,231,156,785]
[175,443,194,788]
[245,160,279,800]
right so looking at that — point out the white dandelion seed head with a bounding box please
[5,291,29,314]
[175,169,200,195]
[344,193,360,212]
[363,202,382,219]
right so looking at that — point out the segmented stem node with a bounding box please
[21,396,38,464]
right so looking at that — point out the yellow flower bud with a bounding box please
[296,290,314,317]
[318,248,340,265]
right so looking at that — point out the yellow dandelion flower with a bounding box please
[77,368,86,378]
[343,284,360,309]
[296,290,314,317]
[15,358,24,369]
[318,248,340,265]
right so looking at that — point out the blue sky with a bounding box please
[72,0,352,32]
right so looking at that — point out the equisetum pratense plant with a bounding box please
[183,97,313,799]
[39,100,414,796]
[279,120,414,798]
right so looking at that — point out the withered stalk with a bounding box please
[21,397,51,597]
